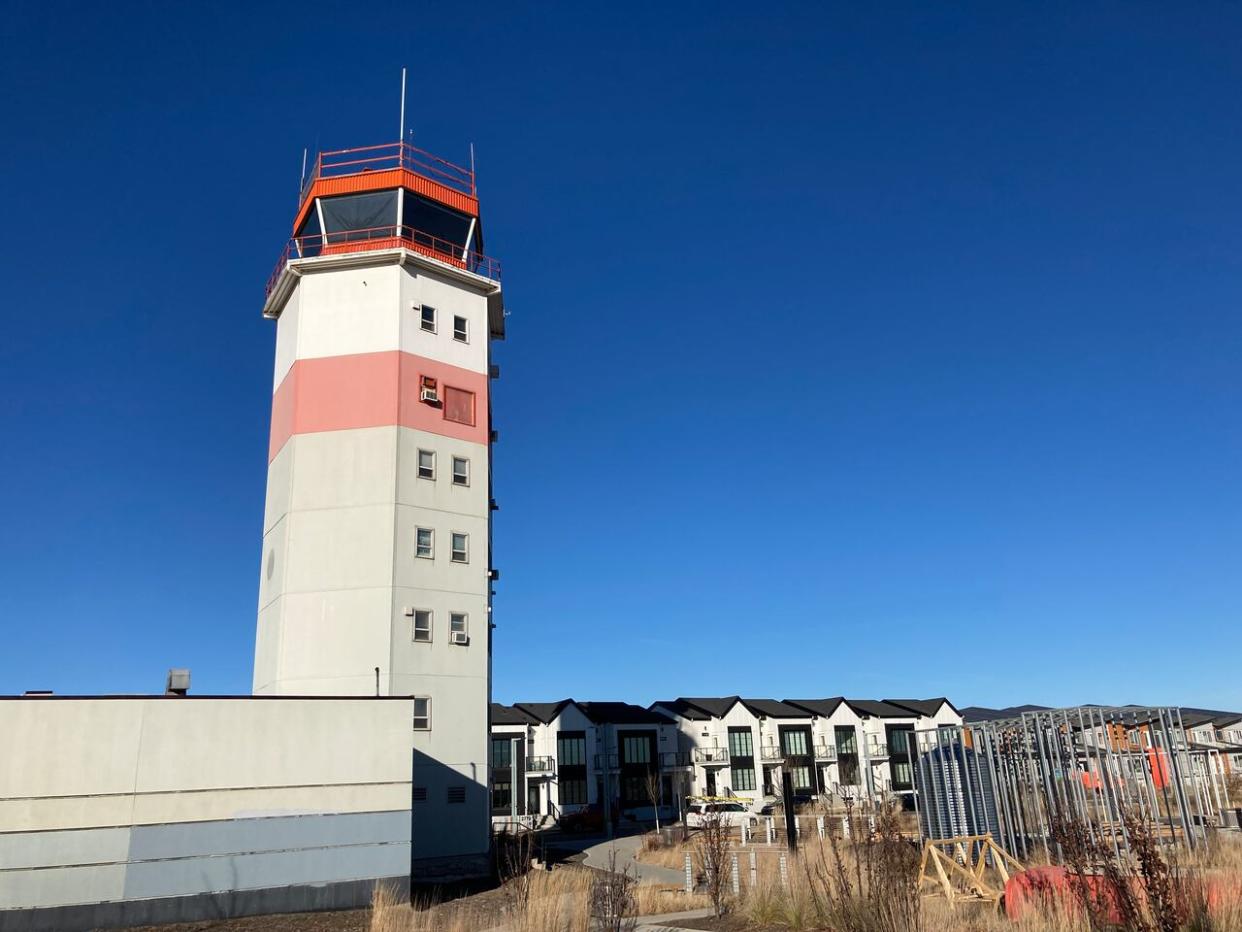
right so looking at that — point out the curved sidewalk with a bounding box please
[581,834,688,887]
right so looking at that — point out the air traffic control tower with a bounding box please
[256,141,502,872]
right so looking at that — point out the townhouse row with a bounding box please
[489,696,962,823]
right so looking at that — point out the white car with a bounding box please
[685,801,757,829]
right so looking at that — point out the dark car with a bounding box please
[558,805,605,834]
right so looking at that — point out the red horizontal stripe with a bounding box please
[269,351,488,461]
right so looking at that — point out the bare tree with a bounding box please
[643,769,662,834]
[695,806,732,918]
[589,847,636,932]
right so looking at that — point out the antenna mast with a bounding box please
[399,67,407,141]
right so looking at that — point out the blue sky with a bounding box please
[1,2,1239,710]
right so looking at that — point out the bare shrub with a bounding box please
[696,806,733,917]
[496,824,538,909]
[589,848,636,932]
[814,799,922,932]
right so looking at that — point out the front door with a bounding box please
[705,769,717,796]
[527,782,541,816]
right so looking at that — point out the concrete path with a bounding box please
[581,834,687,886]
[634,906,715,930]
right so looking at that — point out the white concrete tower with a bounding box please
[255,142,502,873]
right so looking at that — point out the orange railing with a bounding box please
[266,224,501,296]
[299,141,475,203]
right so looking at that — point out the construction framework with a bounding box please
[913,706,1234,865]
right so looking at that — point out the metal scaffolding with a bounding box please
[913,706,1233,864]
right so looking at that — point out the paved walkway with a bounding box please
[581,834,688,886]
[634,905,715,929]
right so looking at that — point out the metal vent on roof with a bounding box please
[165,669,191,696]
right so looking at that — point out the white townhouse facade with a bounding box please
[489,701,683,826]
[653,696,963,808]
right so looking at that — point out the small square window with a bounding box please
[420,305,436,333]
[413,697,431,730]
[450,532,468,563]
[415,527,434,559]
[452,456,469,486]
[417,449,435,480]
[450,612,467,635]
[412,787,428,802]
[413,610,432,642]
[453,315,468,342]
[447,786,465,804]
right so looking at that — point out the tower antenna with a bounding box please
[299,147,307,198]
[399,67,407,141]
[470,142,476,196]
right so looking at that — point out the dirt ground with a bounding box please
[127,881,516,932]
[667,915,754,931]
[128,907,372,932]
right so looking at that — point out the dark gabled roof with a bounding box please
[1179,708,1242,729]
[579,702,675,726]
[740,698,812,719]
[667,697,743,719]
[491,703,537,726]
[785,698,847,718]
[843,699,914,719]
[513,699,580,724]
[961,704,1052,723]
[650,699,712,721]
[883,698,958,717]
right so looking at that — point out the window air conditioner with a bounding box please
[421,387,439,403]
[450,631,470,646]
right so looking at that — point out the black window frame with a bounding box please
[727,726,757,792]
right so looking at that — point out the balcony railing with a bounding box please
[300,141,476,204]
[760,746,785,762]
[814,744,837,761]
[526,756,554,774]
[867,743,889,759]
[661,751,692,768]
[267,224,501,297]
[693,747,729,765]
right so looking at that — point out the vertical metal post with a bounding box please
[779,854,788,890]
[1018,715,1048,859]
[684,853,693,894]
[510,736,520,824]
[749,849,757,889]
[731,854,740,895]
[399,67,407,141]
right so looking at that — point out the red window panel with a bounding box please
[444,386,475,426]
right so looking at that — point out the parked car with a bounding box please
[558,805,605,834]
[685,801,757,829]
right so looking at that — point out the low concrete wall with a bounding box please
[0,696,488,931]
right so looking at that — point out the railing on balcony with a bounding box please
[661,751,692,768]
[692,747,729,765]
[813,744,837,761]
[300,141,476,204]
[867,743,889,759]
[760,746,785,762]
[526,756,554,774]
[594,753,619,771]
[267,224,501,297]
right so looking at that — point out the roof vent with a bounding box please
[165,669,191,697]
